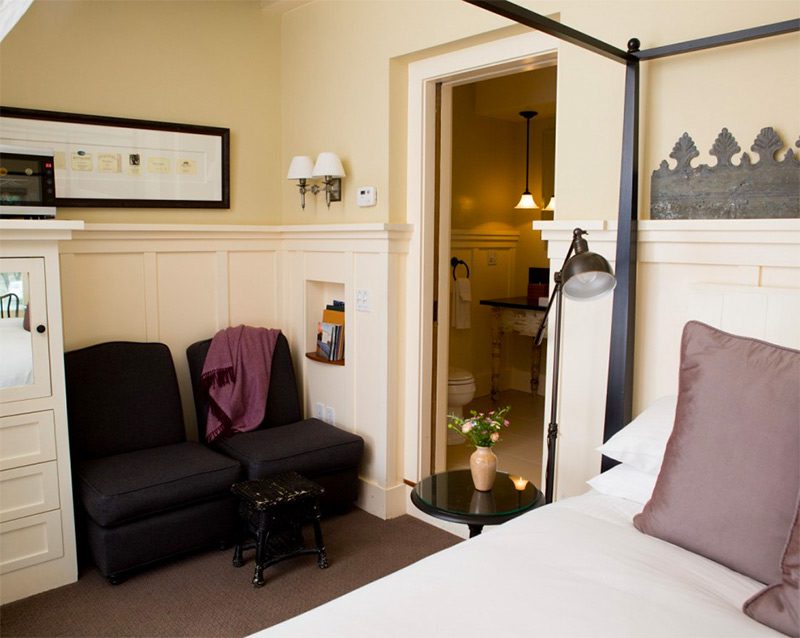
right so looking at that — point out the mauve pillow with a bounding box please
[633,321,800,585]
[744,499,799,637]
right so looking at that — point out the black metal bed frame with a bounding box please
[464,1,799,458]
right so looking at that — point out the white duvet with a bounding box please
[253,491,778,637]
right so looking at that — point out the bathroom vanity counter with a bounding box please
[479,297,546,400]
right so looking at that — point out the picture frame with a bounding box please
[0,106,230,208]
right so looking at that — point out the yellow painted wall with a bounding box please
[4,1,794,226]
[0,0,282,224]
[282,0,799,223]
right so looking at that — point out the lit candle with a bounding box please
[509,475,529,491]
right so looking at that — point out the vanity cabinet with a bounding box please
[0,220,82,604]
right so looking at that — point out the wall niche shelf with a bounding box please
[305,352,345,366]
[306,280,345,366]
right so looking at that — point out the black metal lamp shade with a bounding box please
[561,244,616,301]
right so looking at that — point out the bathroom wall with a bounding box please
[448,74,555,397]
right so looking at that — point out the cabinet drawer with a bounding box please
[0,461,60,523]
[0,411,57,471]
[0,509,64,575]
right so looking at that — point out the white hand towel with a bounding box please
[451,277,472,329]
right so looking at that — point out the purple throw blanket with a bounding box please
[201,325,280,443]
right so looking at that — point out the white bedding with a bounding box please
[253,491,778,637]
[0,317,33,388]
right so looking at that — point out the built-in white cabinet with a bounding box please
[0,220,82,604]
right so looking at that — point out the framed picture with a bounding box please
[0,106,230,208]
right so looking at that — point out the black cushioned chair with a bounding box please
[186,332,364,513]
[65,341,241,583]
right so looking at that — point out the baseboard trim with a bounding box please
[355,477,408,519]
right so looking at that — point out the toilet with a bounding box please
[447,367,476,445]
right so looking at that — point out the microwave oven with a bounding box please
[0,145,57,218]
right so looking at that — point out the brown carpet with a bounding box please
[1,509,459,638]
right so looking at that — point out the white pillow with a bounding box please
[587,463,658,505]
[596,395,677,475]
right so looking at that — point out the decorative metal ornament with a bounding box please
[651,127,800,219]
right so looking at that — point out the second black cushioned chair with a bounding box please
[186,331,364,513]
[65,341,241,584]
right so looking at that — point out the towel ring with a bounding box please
[450,257,470,280]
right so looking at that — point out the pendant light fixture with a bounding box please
[515,110,540,209]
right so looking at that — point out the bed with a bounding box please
[256,491,780,637]
[253,289,799,638]
[0,316,33,388]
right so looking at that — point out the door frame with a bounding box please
[402,30,559,484]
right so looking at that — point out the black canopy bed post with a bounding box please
[463,0,799,457]
[603,42,640,469]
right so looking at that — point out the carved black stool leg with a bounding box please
[252,512,269,587]
[311,502,328,569]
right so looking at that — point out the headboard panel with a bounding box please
[687,284,800,348]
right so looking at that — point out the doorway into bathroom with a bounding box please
[436,64,557,488]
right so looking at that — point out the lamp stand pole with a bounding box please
[535,233,579,504]
[543,274,563,504]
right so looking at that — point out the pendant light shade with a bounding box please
[515,110,540,210]
[515,193,538,209]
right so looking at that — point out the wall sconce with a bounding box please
[287,155,315,209]
[287,152,345,209]
[515,110,540,210]
[313,152,345,208]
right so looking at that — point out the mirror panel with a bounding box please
[0,258,50,402]
[0,271,33,388]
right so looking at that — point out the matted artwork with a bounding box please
[0,106,230,208]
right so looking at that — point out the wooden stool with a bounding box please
[231,471,328,587]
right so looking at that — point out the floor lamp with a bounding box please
[534,228,616,504]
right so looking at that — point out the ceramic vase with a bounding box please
[470,445,497,491]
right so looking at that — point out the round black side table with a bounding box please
[410,469,544,537]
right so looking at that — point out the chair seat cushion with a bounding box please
[213,418,363,480]
[76,442,241,527]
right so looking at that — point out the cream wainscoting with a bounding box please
[58,223,412,519]
[534,219,800,502]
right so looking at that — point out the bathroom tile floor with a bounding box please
[446,389,545,490]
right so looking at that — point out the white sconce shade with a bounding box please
[515,192,539,209]
[287,155,314,179]
[543,196,556,211]
[312,152,345,178]
[288,152,345,209]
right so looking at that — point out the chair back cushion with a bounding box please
[65,341,186,459]
[187,331,302,441]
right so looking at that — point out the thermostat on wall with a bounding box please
[357,186,377,207]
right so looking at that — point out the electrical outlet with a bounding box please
[487,251,497,266]
[324,405,336,425]
[356,289,371,312]
[314,402,324,419]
